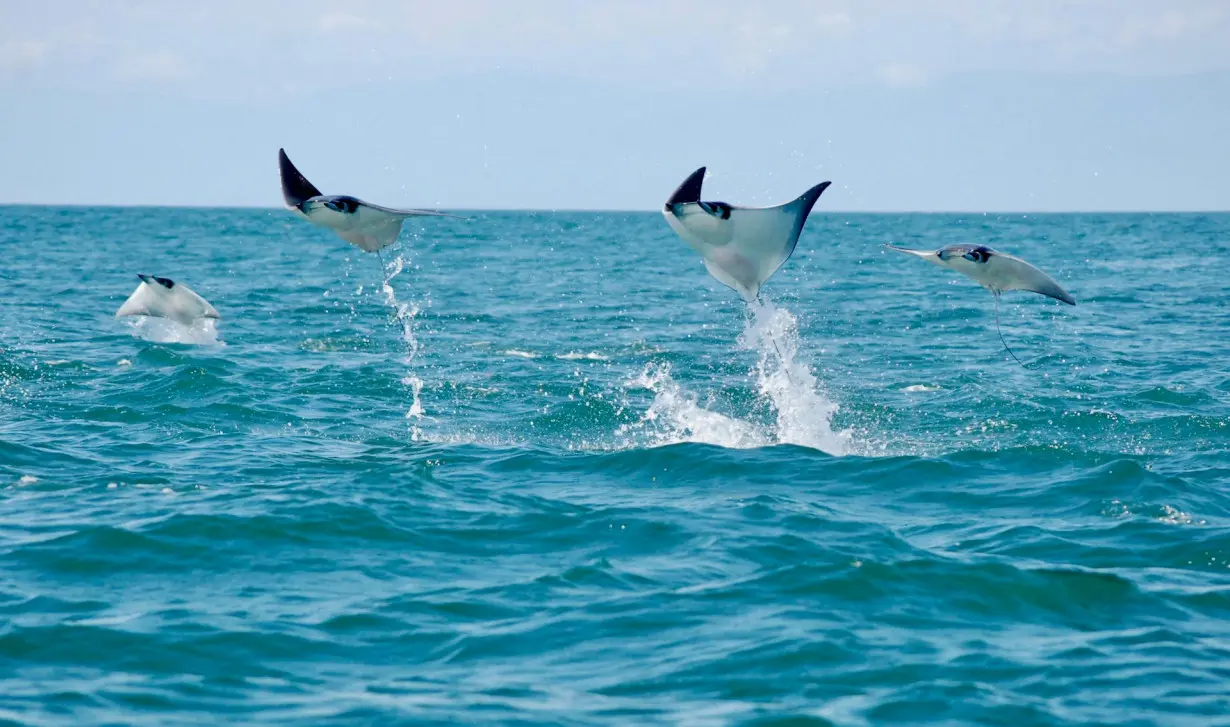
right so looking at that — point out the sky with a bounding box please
[1,0,1228,211]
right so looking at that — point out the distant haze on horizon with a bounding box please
[2,1,1228,212]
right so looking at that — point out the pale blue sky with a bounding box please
[2,1,1228,211]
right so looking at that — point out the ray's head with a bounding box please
[937,244,994,264]
[138,274,176,290]
[303,195,360,216]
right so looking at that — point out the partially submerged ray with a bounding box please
[278,148,464,255]
[885,243,1075,365]
[116,274,220,327]
[663,167,831,303]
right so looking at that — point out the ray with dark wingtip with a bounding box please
[884,242,1075,365]
[663,167,830,305]
[661,167,831,381]
[278,148,463,278]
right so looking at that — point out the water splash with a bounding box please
[379,252,426,437]
[123,317,224,346]
[621,299,851,455]
[619,362,770,449]
[739,298,851,454]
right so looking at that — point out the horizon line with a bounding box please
[2,202,1228,215]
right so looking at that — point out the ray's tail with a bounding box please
[994,292,1025,367]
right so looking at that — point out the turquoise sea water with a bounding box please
[1,206,1229,725]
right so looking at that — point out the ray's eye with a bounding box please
[963,250,988,263]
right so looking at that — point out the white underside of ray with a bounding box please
[665,202,806,303]
[885,245,1074,304]
[115,281,220,326]
[956,253,1074,304]
[302,203,409,253]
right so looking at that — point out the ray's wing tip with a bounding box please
[802,180,832,204]
[278,147,323,206]
[432,211,470,221]
[1029,283,1075,305]
[666,166,708,206]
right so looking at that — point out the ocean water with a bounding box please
[1,206,1229,726]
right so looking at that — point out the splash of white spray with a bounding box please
[124,317,224,346]
[622,298,851,455]
[619,362,770,449]
[738,297,850,454]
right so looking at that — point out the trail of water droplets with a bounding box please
[380,252,426,439]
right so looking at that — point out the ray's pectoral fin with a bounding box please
[989,254,1076,305]
[360,201,468,221]
[116,277,159,318]
[115,293,151,318]
[666,167,707,206]
[708,181,831,302]
[278,148,323,209]
[883,243,939,263]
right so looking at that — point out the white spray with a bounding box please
[123,317,224,346]
[739,297,848,453]
[623,298,851,455]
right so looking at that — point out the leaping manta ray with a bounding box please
[662,167,831,380]
[885,243,1075,365]
[278,148,463,279]
[662,167,831,305]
